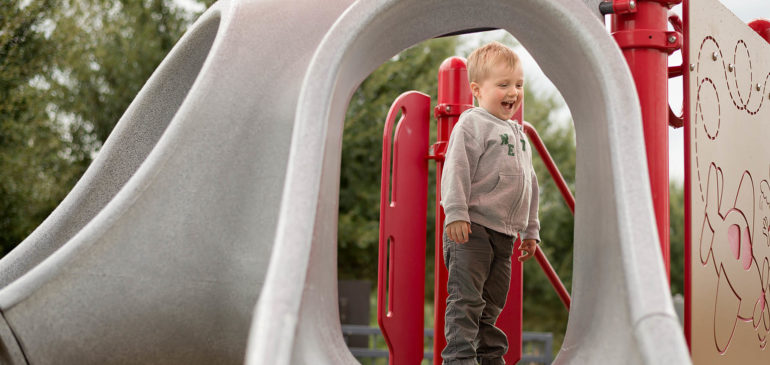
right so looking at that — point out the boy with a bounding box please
[440,41,540,365]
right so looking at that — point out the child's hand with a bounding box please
[518,239,537,262]
[446,221,472,243]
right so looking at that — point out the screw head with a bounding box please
[728,64,734,72]
[689,64,695,71]
[757,83,762,92]
[668,35,677,43]
[445,105,451,112]
[629,0,636,9]
[712,51,718,61]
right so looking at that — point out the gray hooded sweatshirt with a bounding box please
[441,107,540,241]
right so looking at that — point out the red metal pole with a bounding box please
[430,56,473,364]
[683,0,692,348]
[534,248,571,310]
[611,0,682,280]
[523,123,574,214]
[497,106,525,365]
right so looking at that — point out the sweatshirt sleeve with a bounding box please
[522,166,541,242]
[441,121,482,226]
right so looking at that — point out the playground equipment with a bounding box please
[684,2,770,364]
[7,0,766,363]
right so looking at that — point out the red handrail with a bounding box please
[535,249,571,310]
[522,122,573,309]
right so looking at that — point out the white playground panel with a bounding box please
[0,0,689,364]
[688,0,770,363]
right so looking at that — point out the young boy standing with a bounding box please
[440,41,540,365]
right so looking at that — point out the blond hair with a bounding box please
[467,41,519,83]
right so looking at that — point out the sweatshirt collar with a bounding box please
[473,107,523,133]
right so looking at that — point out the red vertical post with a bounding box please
[611,0,682,279]
[431,57,473,364]
[496,106,525,365]
[683,0,692,348]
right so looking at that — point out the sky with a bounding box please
[458,0,770,183]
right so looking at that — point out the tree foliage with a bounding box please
[0,0,207,254]
[0,0,73,253]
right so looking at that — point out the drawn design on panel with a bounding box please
[694,34,770,354]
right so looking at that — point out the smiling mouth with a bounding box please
[502,101,515,111]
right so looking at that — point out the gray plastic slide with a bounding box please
[0,0,690,364]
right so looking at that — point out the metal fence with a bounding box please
[341,325,553,364]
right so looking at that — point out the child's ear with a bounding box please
[470,81,480,98]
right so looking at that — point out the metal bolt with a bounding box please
[445,105,451,112]
[712,51,718,61]
[728,64,734,72]
[689,64,695,71]
[629,0,636,10]
[668,35,677,43]
[757,83,762,91]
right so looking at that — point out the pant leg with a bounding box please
[442,223,494,365]
[476,230,514,365]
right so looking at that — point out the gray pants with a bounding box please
[442,222,514,365]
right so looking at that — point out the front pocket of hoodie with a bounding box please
[478,174,523,223]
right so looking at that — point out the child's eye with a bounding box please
[498,83,508,87]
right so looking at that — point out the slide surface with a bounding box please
[0,0,690,364]
[0,0,353,363]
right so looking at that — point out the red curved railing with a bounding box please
[377,91,431,364]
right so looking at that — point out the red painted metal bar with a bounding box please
[683,0,692,349]
[377,91,431,364]
[611,0,682,280]
[668,11,685,130]
[534,249,571,310]
[523,122,575,214]
[430,56,474,365]
[497,105,525,365]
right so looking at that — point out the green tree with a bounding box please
[0,0,77,254]
[0,0,209,254]
[49,0,191,144]
[670,181,685,295]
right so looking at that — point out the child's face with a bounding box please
[471,61,523,121]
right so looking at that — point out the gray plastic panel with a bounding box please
[0,1,210,289]
[0,0,352,363]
